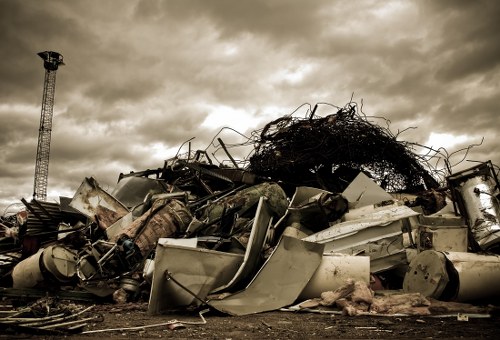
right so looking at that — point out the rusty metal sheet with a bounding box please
[208,234,324,316]
[69,177,129,229]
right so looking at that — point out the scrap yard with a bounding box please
[1,102,500,338]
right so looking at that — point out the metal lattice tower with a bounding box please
[33,51,64,201]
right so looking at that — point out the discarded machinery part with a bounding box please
[402,250,449,299]
[41,244,78,282]
[120,276,140,295]
[298,253,370,300]
[69,177,129,230]
[11,249,44,288]
[12,245,78,288]
[201,182,289,226]
[403,250,500,302]
[209,196,274,294]
[147,242,243,315]
[287,192,348,233]
[447,161,500,251]
[110,176,170,209]
[113,198,192,256]
[303,204,420,250]
[416,224,468,253]
[176,159,234,184]
[208,234,324,316]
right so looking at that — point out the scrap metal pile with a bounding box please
[1,102,500,334]
[248,103,439,193]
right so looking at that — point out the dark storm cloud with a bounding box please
[421,0,500,81]
[0,0,499,211]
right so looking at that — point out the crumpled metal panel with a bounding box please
[210,196,274,293]
[208,234,324,316]
[303,204,419,247]
[148,241,243,315]
[342,171,393,208]
[69,177,129,230]
[110,176,169,209]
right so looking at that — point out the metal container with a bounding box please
[447,161,500,251]
[12,245,77,288]
[298,253,370,300]
[403,250,500,302]
[12,249,45,288]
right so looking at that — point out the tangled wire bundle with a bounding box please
[248,103,439,193]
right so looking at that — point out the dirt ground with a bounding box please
[4,302,500,339]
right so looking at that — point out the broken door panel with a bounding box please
[69,177,129,230]
[208,234,324,316]
[148,242,243,315]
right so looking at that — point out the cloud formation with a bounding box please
[1,0,499,213]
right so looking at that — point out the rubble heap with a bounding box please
[1,102,500,335]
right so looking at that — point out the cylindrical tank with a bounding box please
[12,245,77,288]
[459,175,500,250]
[403,250,500,302]
[299,253,370,300]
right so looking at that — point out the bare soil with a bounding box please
[3,302,498,339]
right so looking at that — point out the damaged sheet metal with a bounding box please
[416,215,468,253]
[210,196,274,293]
[447,161,500,252]
[110,176,170,209]
[69,177,129,230]
[342,171,393,208]
[403,250,500,302]
[303,203,419,273]
[148,239,243,314]
[208,234,324,316]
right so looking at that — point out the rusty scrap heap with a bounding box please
[249,103,439,193]
[1,102,500,335]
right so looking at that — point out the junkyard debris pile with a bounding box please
[1,102,500,334]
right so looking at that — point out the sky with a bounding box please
[1,0,499,214]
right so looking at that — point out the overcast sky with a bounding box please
[1,0,499,214]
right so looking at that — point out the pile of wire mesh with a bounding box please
[248,102,439,194]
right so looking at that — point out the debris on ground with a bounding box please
[1,101,499,335]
